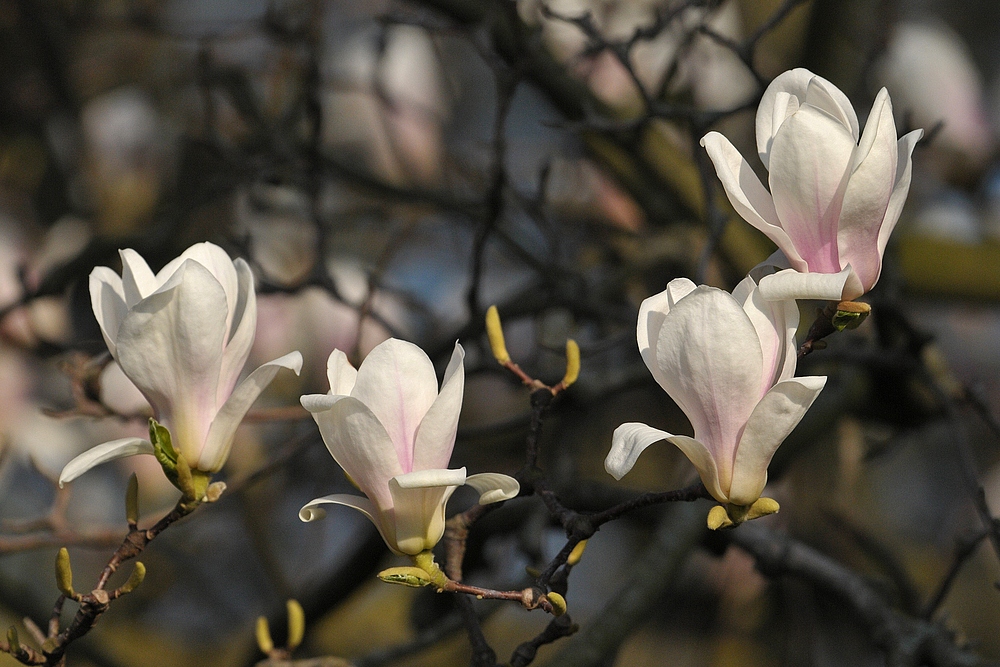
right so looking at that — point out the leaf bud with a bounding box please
[485,305,511,365]
[55,548,76,598]
[561,340,580,388]
[255,617,274,655]
[286,599,305,650]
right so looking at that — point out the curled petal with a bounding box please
[728,376,827,506]
[412,342,465,471]
[58,438,154,487]
[326,349,358,396]
[465,472,520,504]
[198,351,303,472]
[298,494,398,554]
[89,267,128,358]
[758,266,852,302]
[607,422,727,503]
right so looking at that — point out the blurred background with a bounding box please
[2,0,1000,665]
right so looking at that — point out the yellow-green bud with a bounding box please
[746,497,780,521]
[255,617,274,655]
[486,305,511,365]
[831,300,871,331]
[561,340,580,388]
[56,547,76,598]
[707,505,734,530]
[546,592,567,616]
[567,539,587,567]
[7,626,19,652]
[125,473,139,525]
[286,599,305,651]
[119,562,146,595]
[377,566,434,588]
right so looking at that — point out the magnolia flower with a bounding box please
[701,68,923,301]
[605,276,826,511]
[60,242,302,486]
[299,339,519,555]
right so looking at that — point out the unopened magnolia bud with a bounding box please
[56,548,75,598]
[206,481,226,502]
[377,566,434,588]
[546,592,567,616]
[125,473,139,525]
[119,562,146,595]
[286,599,305,650]
[561,340,580,388]
[567,539,587,567]
[707,505,734,530]
[832,300,871,331]
[485,305,511,365]
[255,616,274,655]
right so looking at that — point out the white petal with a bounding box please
[298,494,399,554]
[700,132,807,271]
[157,243,241,335]
[351,338,438,473]
[389,472,463,554]
[607,422,727,503]
[58,438,154,487]
[412,342,465,471]
[741,278,800,390]
[768,105,856,274]
[306,395,403,511]
[638,278,697,394]
[875,129,923,268]
[803,77,860,139]
[89,267,127,358]
[837,88,898,294]
[326,349,358,396]
[464,472,520,504]
[116,260,228,464]
[198,351,303,472]
[216,258,257,402]
[729,376,826,505]
[118,248,158,307]
[654,286,764,475]
[758,266,851,301]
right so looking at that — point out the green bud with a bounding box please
[286,599,305,651]
[377,566,434,588]
[546,591,567,616]
[7,626,19,652]
[56,548,76,598]
[831,301,871,331]
[125,473,139,525]
[119,562,146,595]
[255,617,274,655]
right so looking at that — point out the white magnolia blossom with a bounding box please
[701,68,922,302]
[606,276,826,507]
[299,339,519,555]
[60,242,302,485]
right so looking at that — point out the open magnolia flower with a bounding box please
[60,242,302,491]
[605,276,826,524]
[299,338,519,555]
[701,68,922,301]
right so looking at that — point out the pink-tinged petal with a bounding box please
[89,267,127,357]
[837,89,898,292]
[607,422,727,503]
[412,342,465,471]
[58,437,154,487]
[157,242,241,334]
[700,133,808,271]
[756,69,858,167]
[465,473,519,504]
[118,248,158,307]
[327,349,358,396]
[803,77,860,140]
[304,394,403,511]
[638,278,697,393]
[740,277,800,391]
[389,469,466,554]
[298,494,398,554]
[198,351,303,472]
[116,260,228,463]
[758,266,851,301]
[351,339,438,472]
[874,128,923,271]
[728,376,826,505]
[217,259,257,402]
[768,105,856,273]
[654,287,763,471]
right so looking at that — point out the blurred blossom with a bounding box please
[25,217,92,290]
[606,276,826,509]
[60,243,302,486]
[323,25,446,185]
[235,185,317,286]
[299,339,519,555]
[875,21,995,173]
[81,88,173,235]
[702,68,922,301]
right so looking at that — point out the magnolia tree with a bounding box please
[0,1,998,667]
